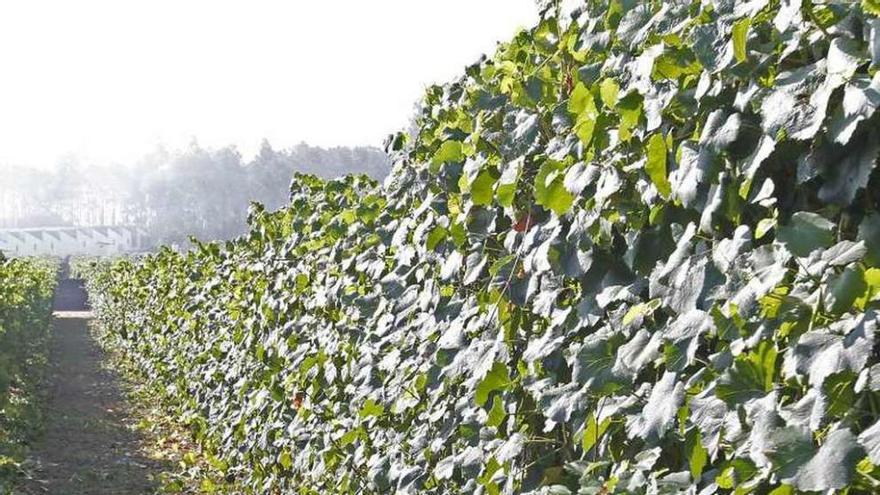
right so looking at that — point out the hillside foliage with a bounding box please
[82,0,880,493]
[0,256,57,488]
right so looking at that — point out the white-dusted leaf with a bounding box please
[828,73,880,144]
[626,372,684,443]
[670,142,713,208]
[783,312,877,387]
[613,329,663,381]
[662,310,715,367]
[760,61,840,141]
[779,388,827,431]
[793,429,863,491]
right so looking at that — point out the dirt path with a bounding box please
[14,279,170,495]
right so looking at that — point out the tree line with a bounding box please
[1,140,390,247]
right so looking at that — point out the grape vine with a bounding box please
[84,1,880,493]
[0,255,57,487]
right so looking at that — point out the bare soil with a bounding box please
[14,280,171,495]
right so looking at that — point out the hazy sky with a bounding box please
[0,1,537,169]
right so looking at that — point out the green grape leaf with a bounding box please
[487,396,506,428]
[359,399,385,419]
[496,159,523,208]
[687,430,709,480]
[646,133,672,198]
[777,212,836,257]
[617,93,642,142]
[431,141,464,173]
[569,82,599,146]
[859,213,880,266]
[826,265,867,314]
[471,170,497,206]
[582,413,611,453]
[717,341,777,405]
[732,19,750,63]
[535,161,575,215]
[475,362,512,407]
[599,78,620,108]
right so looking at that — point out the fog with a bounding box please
[0,141,389,249]
[0,0,538,255]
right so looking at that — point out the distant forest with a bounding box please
[0,141,390,246]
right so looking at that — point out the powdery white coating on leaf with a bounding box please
[662,310,716,367]
[782,312,877,387]
[626,372,684,444]
[496,433,525,463]
[741,134,776,181]
[670,142,712,208]
[779,388,827,431]
[689,388,728,457]
[859,419,880,465]
[829,73,880,144]
[612,329,663,381]
[793,429,864,491]
[774,0,803,32]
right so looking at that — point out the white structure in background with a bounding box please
[0,176,130,228]
[0,226,146,257]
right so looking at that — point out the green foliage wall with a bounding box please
[87,0,880,493]
[0,256,57,486]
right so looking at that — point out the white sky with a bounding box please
[0,1,537,169]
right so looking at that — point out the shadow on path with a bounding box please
[52,279,90,313]
[15,280,170,495]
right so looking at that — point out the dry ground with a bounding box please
[14,279,170,495]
